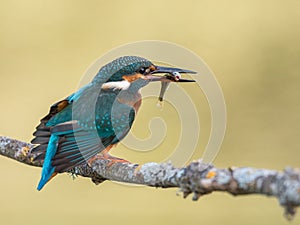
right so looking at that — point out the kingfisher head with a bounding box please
[92,56,196,91]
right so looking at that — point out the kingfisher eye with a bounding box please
[138,67,148,74]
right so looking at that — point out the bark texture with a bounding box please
[0,136,299,220]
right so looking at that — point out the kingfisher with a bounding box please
[31,56,196,190]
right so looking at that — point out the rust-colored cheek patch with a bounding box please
[122,73,144,82]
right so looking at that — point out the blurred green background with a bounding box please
[0,0,300,224]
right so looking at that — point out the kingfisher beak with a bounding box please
[153,66,196,75]
[147,66,197,82]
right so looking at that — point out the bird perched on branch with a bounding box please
[31,56,196,190]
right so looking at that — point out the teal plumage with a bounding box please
[31,56,196,190]
[32,56,153,190]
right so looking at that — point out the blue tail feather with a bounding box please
[37,134,59,191]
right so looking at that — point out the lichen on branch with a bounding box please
[0,136,299,220]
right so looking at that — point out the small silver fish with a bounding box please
[158,79,170,102]
[172,71,181,81]
[157,71,195,108]
[158,72,181,102]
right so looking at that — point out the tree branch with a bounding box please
[0,136,299,220]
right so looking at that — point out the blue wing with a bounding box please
[32,85,136,190]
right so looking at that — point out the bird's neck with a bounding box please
[101,80,145,113]
[117,90,142,113]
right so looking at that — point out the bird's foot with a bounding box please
[134,164,143,175]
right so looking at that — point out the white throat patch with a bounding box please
[101,80,130,91]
